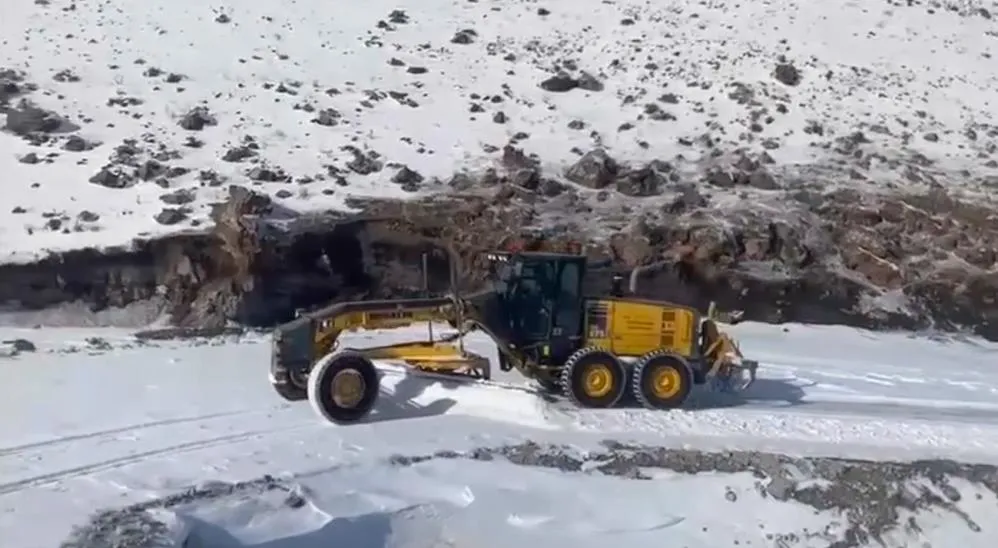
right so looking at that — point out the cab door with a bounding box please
[548,257,585,363]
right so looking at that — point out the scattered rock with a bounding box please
[222,146,256,163]
[3,338,36,353]
[154,208,189,225]
[391,166,424,191]
[312,108,341,126]
[500,144,539,171]
[0,68,37,105]
[52,69,80,83]
[62,135,93,152]
[178,107,217,131]
[451,29,477,44]
[564,148,619,188]
[136,160,166,181]
[247,166,291,183]
[89,166,137,189]
[774,61,802,86]
[539,72,604,93]
[18,152,40,164]
[77,210,100,222]
[198,170,226,186]
[160,188,197,205]
[3,100,79,135]
[615,165,668,197]
[344,147,383,175]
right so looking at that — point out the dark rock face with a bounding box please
[0,247,160,312]
[0,187,457,328]
[0,155,997,341]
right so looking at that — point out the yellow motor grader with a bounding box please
[269,248,758,424]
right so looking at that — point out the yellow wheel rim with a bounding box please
[331,369,366,408]
[651,366,683,399]
[583,364,614,398]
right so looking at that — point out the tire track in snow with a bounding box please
[0,423,320,496]
[729,358,998,425]
[0,407,289,457]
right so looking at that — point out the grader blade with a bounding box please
[355,340,491,380]
[710,358,758,394]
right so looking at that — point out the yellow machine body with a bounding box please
[583,298,697,359]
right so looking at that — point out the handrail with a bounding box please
[627,259,672,294]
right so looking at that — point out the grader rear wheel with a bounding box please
[307,351,381,424]
[559,347,627,408]
[632,351,693,410]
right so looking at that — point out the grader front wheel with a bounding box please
[307,351,381,424]
[559,347,627,408]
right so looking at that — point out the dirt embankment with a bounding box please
[1,147,997,340]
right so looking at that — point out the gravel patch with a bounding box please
[61,442,998,548]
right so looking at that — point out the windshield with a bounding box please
[489,255,522,291]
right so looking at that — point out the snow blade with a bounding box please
[710,359,759,394]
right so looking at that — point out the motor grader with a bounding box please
[269,248,758,424]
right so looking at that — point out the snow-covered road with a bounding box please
[3,323,998,547]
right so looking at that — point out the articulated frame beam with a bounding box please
[343,340,491,380]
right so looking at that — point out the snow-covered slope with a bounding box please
[2,0,997,261]
[3,323,998,547]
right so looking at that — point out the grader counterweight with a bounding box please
[269,249,758,424]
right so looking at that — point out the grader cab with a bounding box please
[270,249,758,424]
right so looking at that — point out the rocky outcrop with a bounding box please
[1,149,997,341]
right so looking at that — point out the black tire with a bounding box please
[559,347,627,408]
[632,351,693,410]
[307,351,380,424]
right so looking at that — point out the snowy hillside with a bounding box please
[2,0,997,261]
[3,323,998,547]
[4,1,998,544]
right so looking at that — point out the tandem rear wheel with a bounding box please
[307,351,381,424]
[631,350,693,410]
[559,347,628,408]
[559,347,693,410]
